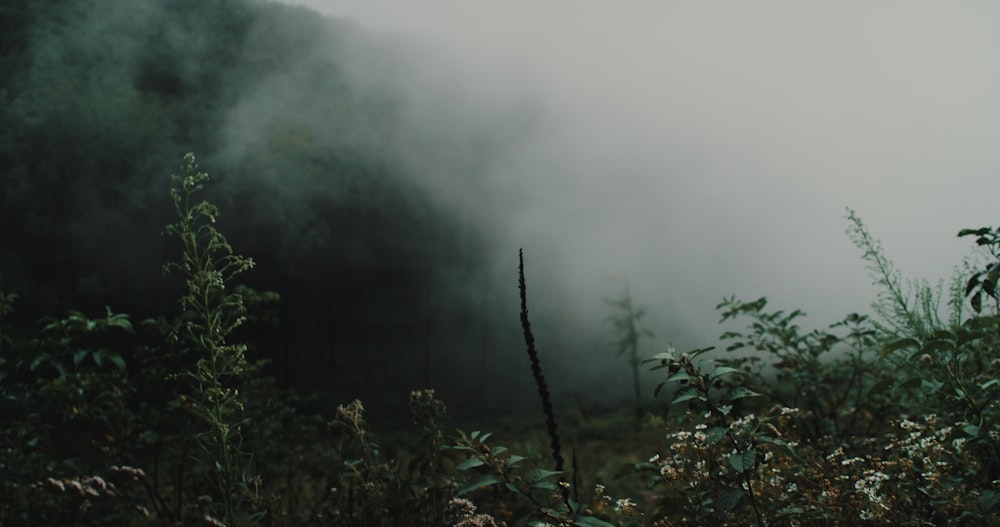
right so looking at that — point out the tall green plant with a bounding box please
[163,153,257,526]
[845,208,947,340]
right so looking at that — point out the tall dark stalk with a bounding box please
[518,249,564,473]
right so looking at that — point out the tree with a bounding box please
[606,280,653,417]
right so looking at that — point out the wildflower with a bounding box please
[110,465,146,480]
[615,497,637,514]
[780,407,799,415]
[649,454,660,463]
[446,497,499,527]
[841,457,863,466]
[87,476,109,491]
[446,498,477,518]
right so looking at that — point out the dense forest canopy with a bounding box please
[0,0,563,416]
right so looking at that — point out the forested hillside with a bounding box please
[0,0,528,412]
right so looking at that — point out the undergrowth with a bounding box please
[2,156,1000,526]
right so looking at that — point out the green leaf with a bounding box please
[671,386,704,406]
[457,475,501,495]
[717,489,744,512]
[928,329,956,341]
[108,354,126,370]
[507,455,527,467]
[645,352,674,364]
[665,371,695,383]
[756,435,796,457]
[528,468,563,482]
[706,427,728,444]
[894,376,921,392]
[958,228,991,238]
[709,366,743,381]
[30,355,45,372]
[921,379,945,394]
[978,490,1000,512]
[456,457,485,471]
[957,329,986,347]
[724,386,762,405]
[881,338,919,357]
[73,350,88,366]
[688,346,716,359]
[574,516,617,527]
[728,449,756,472]
[920,340,955,354]
[963,424,980,438]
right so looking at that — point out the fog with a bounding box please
[281,1,1000,350]
[4,0,1000,422]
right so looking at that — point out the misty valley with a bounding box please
[3,0,1000,526]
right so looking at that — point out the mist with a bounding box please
[6,0,1000,423]
[7,3,1000,520]
[285,0,1000,345]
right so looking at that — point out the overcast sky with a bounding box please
[281,1,1000,344]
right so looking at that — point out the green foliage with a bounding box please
[846,208,948,339]
[716,297,895,443]
[323,396,454,525]
[163,153,259,526]
[958,225,1000,317]
[643,345,774,527]
[8,151,1000,526]
[446,429,623,527]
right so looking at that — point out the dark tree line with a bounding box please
[0,0,528,416]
